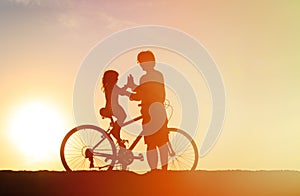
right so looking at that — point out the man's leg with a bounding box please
[146,143,158,170]
[159,144,168,171]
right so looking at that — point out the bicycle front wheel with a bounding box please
[60,125,117,171]
[167,128,199,171]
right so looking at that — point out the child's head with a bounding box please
[102,70,119,91]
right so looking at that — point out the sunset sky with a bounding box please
[0,0,300,171]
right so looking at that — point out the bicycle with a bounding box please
[60,111,199,172]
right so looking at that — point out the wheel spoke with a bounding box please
[60,125,117,171]
[167,128,198,171]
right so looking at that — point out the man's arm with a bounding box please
[129,85,142,101]
[127,74,138,90]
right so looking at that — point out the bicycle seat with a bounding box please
[99,107,113,119]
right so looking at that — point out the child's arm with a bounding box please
[118,84,140,101]
[117,85,131,97]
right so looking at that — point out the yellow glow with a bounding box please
[8,101,66,164]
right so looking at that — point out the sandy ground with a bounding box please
[0,170,300,195]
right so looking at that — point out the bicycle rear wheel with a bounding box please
[167,128,198,171]
[60,125,116,171]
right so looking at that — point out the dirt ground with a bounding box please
[0,170,300,195]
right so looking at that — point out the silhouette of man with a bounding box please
[127,50,169,171]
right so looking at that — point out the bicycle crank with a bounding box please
[117,148,134,166]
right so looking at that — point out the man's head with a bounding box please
[137,50,155,70]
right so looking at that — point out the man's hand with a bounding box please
[127,74,137,89]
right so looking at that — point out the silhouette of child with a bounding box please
[100,70,130,148]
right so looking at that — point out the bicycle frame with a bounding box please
[92,115,143,151]
[92,114,179,162]
[123,116,143,150]
[93,114,183,170]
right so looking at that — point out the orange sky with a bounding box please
[0,0,300,171]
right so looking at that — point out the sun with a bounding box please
[8,101,66,163]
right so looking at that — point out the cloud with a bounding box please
[56,6,138,32]
[4,0,138,36]
[9,0,42,6]
[96,11,138,31]
[7,0,70,8]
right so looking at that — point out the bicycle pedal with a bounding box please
[138,153,144,161]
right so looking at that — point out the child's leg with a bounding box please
[111,107,127,146]
[111,123,122,141]
[111,123,127,148]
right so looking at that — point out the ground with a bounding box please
[0,170,300,195]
